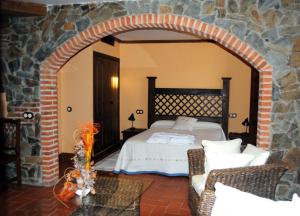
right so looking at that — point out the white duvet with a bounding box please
[114,125,226,176]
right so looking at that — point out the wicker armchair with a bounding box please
[187,148,287,216]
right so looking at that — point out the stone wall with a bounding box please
[0,0,299,199]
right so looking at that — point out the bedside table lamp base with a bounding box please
[128,113,135,130]
[130,121,135,130]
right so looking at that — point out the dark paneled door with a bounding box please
[93,52,120,161]
[249,67,259,145]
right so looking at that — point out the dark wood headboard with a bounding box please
[147,77,231,137]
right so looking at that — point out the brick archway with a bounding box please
[40,14,272,185]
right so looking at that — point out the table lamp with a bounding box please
[128,113,135,129]
[242,118,249,133]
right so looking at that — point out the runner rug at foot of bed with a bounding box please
[94,151,120,172]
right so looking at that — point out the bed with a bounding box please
[114,77,231,176]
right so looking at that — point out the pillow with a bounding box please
[205,152,254,173]
[242,144,270,166]
[212,183,300,216]
[193,121,222,130]
[150,120,175,129]
[172,116,198,131]
[202,139,242,154]
[191,174,208,195]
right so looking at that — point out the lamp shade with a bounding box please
[242,118,249,126]
[128,113,135,121]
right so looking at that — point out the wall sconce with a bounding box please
[111,76,118,89]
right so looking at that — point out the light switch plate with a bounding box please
[229,113,237,118]
[23,112,34,119]
[136,109,143,114]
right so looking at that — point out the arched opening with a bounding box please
[40,14,272,185]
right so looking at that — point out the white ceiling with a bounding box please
[114,30,202,41]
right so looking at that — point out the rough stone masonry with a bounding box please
[0,0,299,200]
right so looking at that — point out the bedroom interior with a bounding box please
[58,39,252,154]
[1,0,299,215]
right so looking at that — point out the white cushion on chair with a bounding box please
[205,152,254,173]
[212,183,300,216]
[192,152,254,196]
[192,174,208,195]
[202,139,242,154]
[242,144,270,166]
[202,139,244,173]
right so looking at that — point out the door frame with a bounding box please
[249,67,259,145]
[93,51,120,161]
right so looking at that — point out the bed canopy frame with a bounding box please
[147,77,231,137]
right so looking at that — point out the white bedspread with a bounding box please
[114,127,225,176]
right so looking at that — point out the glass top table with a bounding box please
[71,176,152,216]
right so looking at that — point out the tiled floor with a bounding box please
[0,173,191,216]
[139,174,190,216]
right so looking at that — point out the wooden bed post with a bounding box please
[147,76,157,128]
[222,77,231,138]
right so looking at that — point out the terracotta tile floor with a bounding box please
[0,173,191,216]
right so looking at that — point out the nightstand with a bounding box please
[122,128,147,143]
[228,132,250,146]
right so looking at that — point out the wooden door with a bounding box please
[93,52,120,161]
[249,67,259,145]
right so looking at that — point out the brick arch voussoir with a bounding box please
[39,13,273,185]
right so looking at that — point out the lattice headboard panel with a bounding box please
[154,94,223,117]
[147,77,231,137]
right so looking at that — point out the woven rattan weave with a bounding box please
[72,176,151,216]
[187,148,287,216]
